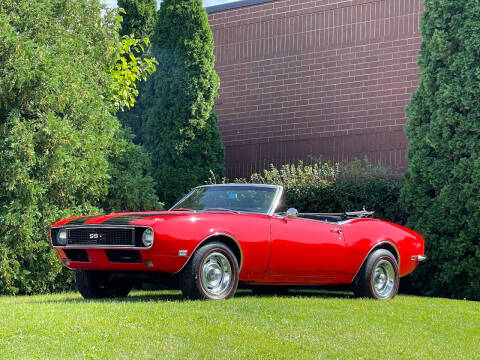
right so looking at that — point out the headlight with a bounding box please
[142,228,154,247]
[57,229,67,246]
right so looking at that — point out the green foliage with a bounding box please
[118,0,157,38]
[116,0,158,139]
[140,0,224,206]
[110,34,158,111]
[102,129,163,213]
[400,0,480,300]
[238,159,405,223]
[0,0,160,295]
[152,110,225,206]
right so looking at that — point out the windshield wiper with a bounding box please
[171,208,195,212]
[202,208,240,214]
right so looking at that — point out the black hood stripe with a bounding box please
[101,213,164,225]
[67,215,99,225]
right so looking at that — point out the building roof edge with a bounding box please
[206,0,275,14]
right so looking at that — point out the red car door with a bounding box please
[264,216,346,283]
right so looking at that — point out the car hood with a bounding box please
[53,211,194,227]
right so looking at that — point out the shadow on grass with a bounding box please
[26,291,185,305]
[25,287,354,305]
[237,288,354,300]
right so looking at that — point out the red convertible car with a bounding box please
[50,184,425,300]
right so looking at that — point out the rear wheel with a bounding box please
[179,242,239,300]
[353,249,399,300]
[75,270,132,299]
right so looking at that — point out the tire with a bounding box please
[75,270,132,299]
[353,249,399,300]
[179,242,239,300]
[250,285,290,295]
[109,283,132,298]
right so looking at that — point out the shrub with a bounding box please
[102,129,163,213]
[240,159,405,223]
[400,0,480,300]
[0,0,160,295]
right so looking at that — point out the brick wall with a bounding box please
[208,0,423,179]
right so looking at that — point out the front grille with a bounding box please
[51,226,152,247]
[67,227,135,247]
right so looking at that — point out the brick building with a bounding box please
[206,0,423,178]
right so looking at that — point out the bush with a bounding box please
[400,0,480,300]
[0,0,160,295]
[239,159,405,223]
[102,129,163,213]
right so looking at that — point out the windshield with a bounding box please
[170,186,279,214]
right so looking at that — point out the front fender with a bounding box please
[149,213,271,277]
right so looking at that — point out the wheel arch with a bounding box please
[175,233,243,274]
[351,240,400,283]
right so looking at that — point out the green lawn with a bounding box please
[0,290,478,359]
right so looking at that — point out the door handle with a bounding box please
[330,229,343,234]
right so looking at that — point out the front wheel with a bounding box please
[353,249,399,300]
[179,242,239,300]
[75,270,132,299]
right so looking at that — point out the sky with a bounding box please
[102,0,240,8]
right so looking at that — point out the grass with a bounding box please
[0,290,478,359]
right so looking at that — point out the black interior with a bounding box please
[298,213,345,223]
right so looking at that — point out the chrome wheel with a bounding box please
[200,251,232,298]
[372,259,396,299]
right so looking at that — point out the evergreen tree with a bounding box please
[118,0,157,38]
[0,0,160,295]
[400,0,480,300]
[141,0,225,206]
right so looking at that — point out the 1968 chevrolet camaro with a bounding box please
[50,184,425,300]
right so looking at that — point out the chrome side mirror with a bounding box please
[284,208,298,220]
